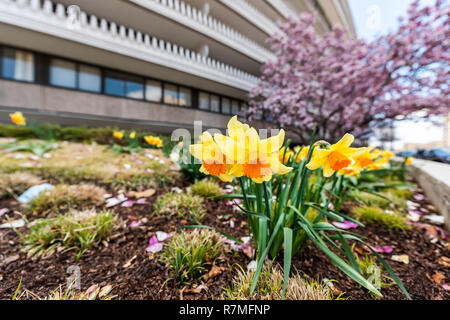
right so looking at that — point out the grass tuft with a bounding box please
[28,184,106,214]
[0,141,180,189]
[356,254,393,298]
[21,209,119,260]
[352,205,409,231]
[153,192,206,223]
[222,264,337,300]
[0,172,44,199]
[190,179,222,198]
[160,229,223,284]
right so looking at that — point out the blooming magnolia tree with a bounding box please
[246,0,450,143]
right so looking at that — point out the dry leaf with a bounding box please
[391,254,409,264]
[184,287,202,294]
[205,265,222,280]
[438,256,450,268]
[122,255,137,268]
[431,272,445,285]
[98,285,113,298]
[1,255,19,266]
[83,284,99,300]
[128,189,155,199]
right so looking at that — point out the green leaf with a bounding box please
[250,212,286,294]
[282,228,293,300]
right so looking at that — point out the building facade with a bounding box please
[0,0,355,133]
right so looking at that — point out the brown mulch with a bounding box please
[0,182,449,300]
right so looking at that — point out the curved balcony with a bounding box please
[128,0,275,63]
[0,0,259,92]
[218,0,280,36]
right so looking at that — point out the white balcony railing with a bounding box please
[0,0,259,91]
[128,0,275,63]
[219,0,280,36]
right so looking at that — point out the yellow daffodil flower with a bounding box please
[339,165,361,177]
[382,150,394,159]
[294,146,317,162]
[406,157,413,165]
[145,136,163,148]
[129,131,136,139]
[352,147,378,172]
[9,111,26,126]
[190,131,233,182]
[113,131,124,139]
[279,147,294,163]
[306,133,366,177]
[214,116,292,183]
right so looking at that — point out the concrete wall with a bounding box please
[0,79,235,132]
[409,159,450,231]
[0,79,276,137]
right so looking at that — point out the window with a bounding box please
[164,84,178,105]
[1,48,34,82]
[50,59,77,88]
[104,71,125,97]
[179,87,191,107]
[211,95,220,113]
[125,75,144,99]
[231,100,240,115]
[78,64,101,92]
[199,92,209,110]
[145,79,162,102]
[221,98,230,114]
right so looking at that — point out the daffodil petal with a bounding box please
[260,129,285,154]
[332,133,355,150]
[323,162,335,177]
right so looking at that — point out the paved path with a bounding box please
[409,159,450,230]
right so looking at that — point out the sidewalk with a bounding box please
[409,159,450,231]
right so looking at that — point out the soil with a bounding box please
[0,182,449,300]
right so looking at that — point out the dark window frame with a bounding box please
[1,46,36,83]
[0,43,247,115]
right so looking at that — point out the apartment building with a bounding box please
[0,0,355,133]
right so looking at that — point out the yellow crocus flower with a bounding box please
[129,131,136,139]
[9,111,26,126]
[306,133,366,177]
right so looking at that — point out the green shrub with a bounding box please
[160,229,223,284]
[352,205,408,231]
[190,179,222,198]
[29,184,106,214]
[21,209,118,260]
[222,264,338,300]
[153,192,206,223]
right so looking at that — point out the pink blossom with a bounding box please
[246,0,449,142]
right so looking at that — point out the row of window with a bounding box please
[0,46,246,115]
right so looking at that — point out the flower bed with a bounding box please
[0,114,448,300]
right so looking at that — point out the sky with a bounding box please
[347,0,445,150]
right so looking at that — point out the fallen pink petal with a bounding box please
[332,220,358,230]
[146,236,163,253]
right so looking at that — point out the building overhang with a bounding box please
[0,0,258,98]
